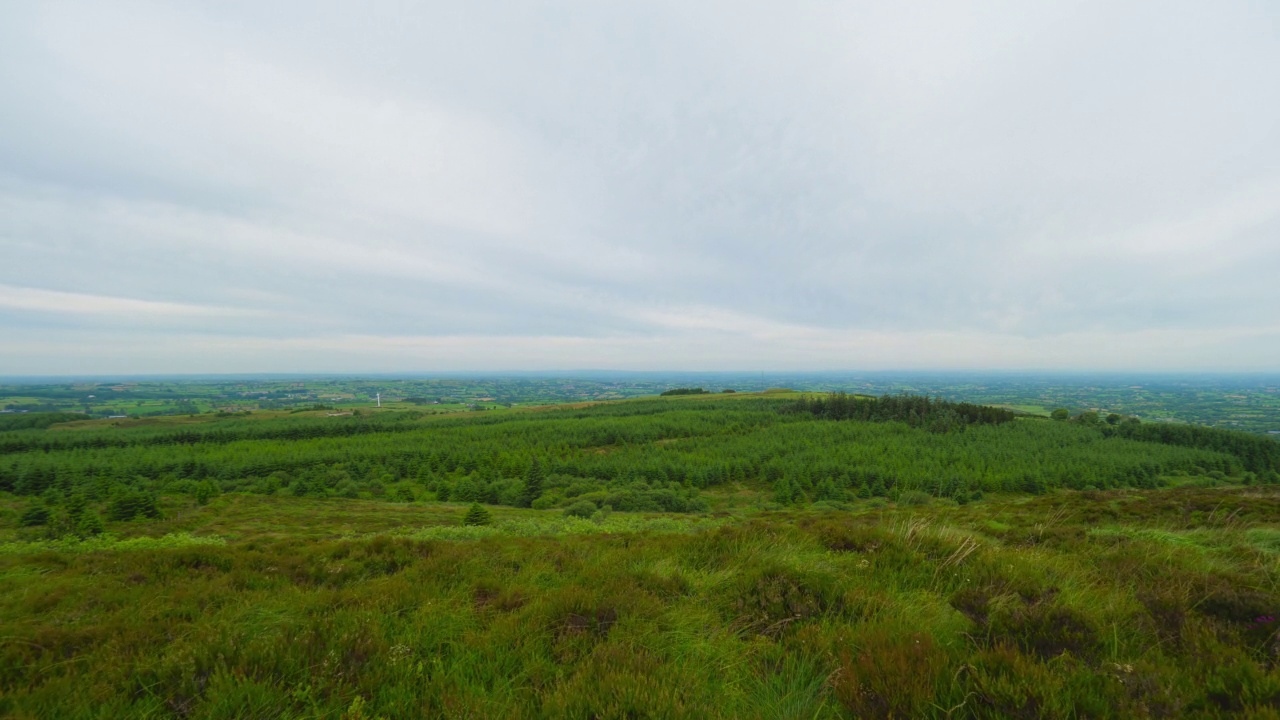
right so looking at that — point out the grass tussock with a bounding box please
[1,486,1279,718]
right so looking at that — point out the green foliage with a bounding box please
[772,477,796,504]
[898,489,933,506]
[790,392,1015,430]
[3,395,1269,511]
[194,479,219,505]
[107,490,161,521]
[1076,410,1101,425]
[75,510,105,537]
[563,499,597,518]
[0,531,225,555]
[0,412,89,431]
[1051,408,1070,420]
[18,502,50,527]
[2,488,1278,717]
[462,502,491,526]
[519,459,545,508]
[1113,420,1280,473]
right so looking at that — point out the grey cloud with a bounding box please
[1,1,1278,373]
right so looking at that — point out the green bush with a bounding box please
[194,480,219,505]
[898,490,932,506]
[531,495,558,510]
[564,500,597,519]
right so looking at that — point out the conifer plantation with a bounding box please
[2,392,1279,717]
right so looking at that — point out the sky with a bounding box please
[1,1,1278,375]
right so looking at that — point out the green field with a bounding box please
[2,393,1279,717]
[4,373,1279,433]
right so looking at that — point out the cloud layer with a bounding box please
[2,1,1278,374]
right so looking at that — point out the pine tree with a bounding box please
[19,502,50,527]
[869,476,887,498]
[520,459,545,508]
[463,503,491,526]
[76,510,104,537]
[772,477,793,504]
[815,478,836,501]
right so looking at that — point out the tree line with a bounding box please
[787,393,1016,431]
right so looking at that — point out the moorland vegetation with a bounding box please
[1,392,1279,717]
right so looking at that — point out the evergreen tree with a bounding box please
[463,503,491,526]
[66,493,88,521]
[19,502,50,527]
[108,491,161,521]
[773,477,794,504]
[814,478,836,501]
[76,510,104,537]
[869,476,887,498]
[520,459,545,508]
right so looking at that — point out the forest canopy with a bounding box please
[787,392,1016,431]
[1,395,1275,516]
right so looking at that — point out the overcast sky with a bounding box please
[2,1,1278,374]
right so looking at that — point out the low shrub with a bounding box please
[731,565,841,636]
[831,630,950,718]
[564,500,597,519]
[988,600,1101,661]
[898,490,933,506]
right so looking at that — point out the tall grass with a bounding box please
[1,486,1278,717]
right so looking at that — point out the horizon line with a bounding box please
[4,368,1280,381]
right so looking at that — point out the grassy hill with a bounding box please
[1,394,1278,717]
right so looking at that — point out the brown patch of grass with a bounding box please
[963,644,1051,720]
[732,566,839,637]
[990,601,1100,661]
[472,582,528,614]
[812,521,886,553]
[830,630,950,719]
[953,582,1099,661]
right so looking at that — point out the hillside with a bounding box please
[3,393,1277,512]
[1,394,1279,717]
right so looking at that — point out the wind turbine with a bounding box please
[376,393,381,408]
